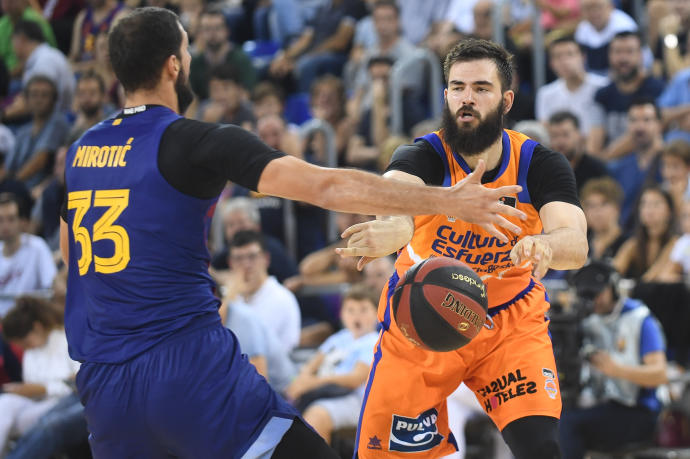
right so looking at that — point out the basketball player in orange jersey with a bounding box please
[338,39,588,459]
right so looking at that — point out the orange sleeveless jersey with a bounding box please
[393,129,543,313]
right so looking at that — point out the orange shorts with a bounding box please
[355,277,561,458]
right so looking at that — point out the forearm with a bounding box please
[372,103,389,149]
[614,362,667,388]
[534,227,588,270]
[10,383,47,398]
[602,134,635,160]
[317,372,365,389]
[17,151,50,181]
[284,33,312,59]
[661,104,690,126]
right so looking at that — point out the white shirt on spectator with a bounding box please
[239,276,301,351]
[22,43,75,113]
[575,9,637,50]
[0,233,56,316]
[535,72,609,134]
[670,234,690,278]
[23,328,81,398]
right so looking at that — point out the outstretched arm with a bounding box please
[258,155,526,243]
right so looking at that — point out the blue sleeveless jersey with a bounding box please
[64,106,220,363]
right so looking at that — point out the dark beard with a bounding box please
[616,66,639,83]
[81,104,101,119]
[206,41,223,53]
[175,68,194,115]
[440,99,504,156]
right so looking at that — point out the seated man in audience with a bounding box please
[660,140,690,212]
[67,70,110,143]
[4,75,68,191]
[547,111,609,193]
[607,98,664,228]
[657,67,690,145]
[561,261,668,459]
[580,177,627,261]
[0,0,56,78]
[222,230,301,352]
[0,193,56,316]
[218,295,296,394]
[285,284,379,445]
[198,63,255,130]
[211,196,297,283]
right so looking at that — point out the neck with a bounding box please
[245,274,269,297]
[460,134,503,171]
[379,35,397,50]
[3,235,21,256]
[206,43,230,65]
[563,72,585,91]
[598,223,620,240]
[124,86,178,114]
[32,114,50,133]
[616,72,644,93]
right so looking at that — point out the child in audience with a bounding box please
[285,284,379,444]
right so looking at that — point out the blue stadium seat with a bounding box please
[284,92,312,126]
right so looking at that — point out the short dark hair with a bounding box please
[12,19,45,43]
[343,283,379,309]
[200,5,227,23]
[629,96,661,120]
[209,63,241,85]
[611,30,642,47]
[547,35,582,53]
[108,7,183,92]
[78,69,106,94]
[373,0,400,16]
[2,296,63,341]
[251,81,285,105]
[443,38,513,91]
[580,176,624,208]
[0,192,30,220]
[229,230,267,252]
[662,139,690,166]
[0,192,21,210]
[23,74,57,103]
[548,111,580,129]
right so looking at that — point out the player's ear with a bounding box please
[502,89,514,114]
[166,55,180,78]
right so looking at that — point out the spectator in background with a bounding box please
[257,114,303,159]
[563,261,668,459]
[223,230,301,351]
[0,0,57,77]
[306,75,356,166]
[345,0,417,113]
[218,297,296,394]
[547,111,609,193]
[0,194,56,316]
[536,36,608,136]
[285,284,379,445]
[67,70,109,143]
[345,56,392,171]
[652,0,690,79]
[588,32,665,157]
[537,0,580,34]
[607,99,664,228]
[663,198,690,282]
[657,67,690,145]
[251,82,303,159]
[660,140,690,212]
[210,197,297,283]
[198,63,255,129]
[67,0,127,73]
[580,177,627,261]
[396,0,451,45]
[575,0,637,74]
[252,0,303,45]
[189,6,255,101]
[5,76,68,190]
[0,333,22,385]
[614,186,679,282]
[0,132,32,222]
[36,0,84,55]
[5,20,74,117]
[29,146,65,251]
[268,0,362,93]
[0,296,80,454]
[362,255,394,292]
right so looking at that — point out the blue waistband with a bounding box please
[487,278,536,318]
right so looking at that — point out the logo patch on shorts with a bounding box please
[389,408,444,452]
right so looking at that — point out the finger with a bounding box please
[490,202,527,221]
[521,238,533,259]
[492,214,522,235]
[357,256,375,271]
[510,242,522,265]
[491,184,523,197]
[341,222,370,239]
[347,231,365,246]
[479,222,509,244]
[533,255,550,280]
[336,247,365,257]
[465,159,486,183]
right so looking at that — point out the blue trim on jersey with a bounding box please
[487,279,536,317]
[418,133,452,187]
[448,431,459,451]
[354,271,400,457]
[450,131,511,181]
[516,139,537,203]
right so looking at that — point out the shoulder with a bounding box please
[23,233,51,250]
[610,9,638,30]
[586,72,609,88]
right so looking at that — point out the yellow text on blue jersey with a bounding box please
[72,137,134,168]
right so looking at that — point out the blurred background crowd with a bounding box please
[0,0,690,457]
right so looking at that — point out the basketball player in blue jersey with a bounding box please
[59,8,529,458]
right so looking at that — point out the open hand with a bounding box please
[510,235,552,280]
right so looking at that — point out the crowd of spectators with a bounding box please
[0,0,690,456]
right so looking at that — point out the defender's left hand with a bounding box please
[510,236,553,280]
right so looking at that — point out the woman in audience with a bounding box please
[613,186,679,282]
[0,296,80,455]
[581,177,627,261]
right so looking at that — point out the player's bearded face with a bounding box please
[441,97,504,156]
[175,67,194,115]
